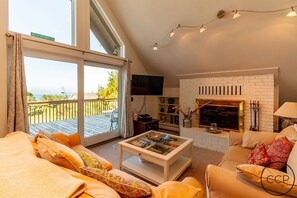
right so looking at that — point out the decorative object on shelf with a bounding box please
[206,123,221,134]
[160,97,165,103]
[274,102,297,129]
[167,98,175,104]
[174,101,212,128]
[160,108,164,112]
[249,101,260,131]
[152,6,297,50]
[167,105,175,113]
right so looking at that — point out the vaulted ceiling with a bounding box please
[106,0,297,103]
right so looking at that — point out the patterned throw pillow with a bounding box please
[266,136,294,170]
[74,150,106,170]
[34,131,61,144]
[80,166,152,197]
[247,143,269,166]
[37,138,85,172]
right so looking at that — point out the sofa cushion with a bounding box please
[80,166,152,197]
[236,164,297,197]
[276,125,297,144]
[222,146,251,164]
[286,140,297,176]
[219,160,246,172]
[247,143,269,166]
[37,138,85,172]
[266,136,293,170]
[242,131,277,149]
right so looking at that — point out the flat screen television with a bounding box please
[131,74,164,95]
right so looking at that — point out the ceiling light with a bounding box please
[169,29,175,37]
[287,7,297,17]
[153,43,158,51]
[200,25,206,33]
[233,10,241,19]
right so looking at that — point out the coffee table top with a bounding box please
[119,130,192,157]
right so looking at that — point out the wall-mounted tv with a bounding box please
[131,74,164,95]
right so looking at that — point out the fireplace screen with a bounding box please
[199,106,239,130]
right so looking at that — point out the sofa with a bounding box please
[0,131,204,198]
[205,126,297,198]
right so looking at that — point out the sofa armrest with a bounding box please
[205,165,287,198]
[229,131,243,146]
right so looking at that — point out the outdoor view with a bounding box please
[9,0,119,137]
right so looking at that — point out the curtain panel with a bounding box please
[7,34,29,133]
[120,61,133,138]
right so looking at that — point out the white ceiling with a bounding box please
[105,0,297,102]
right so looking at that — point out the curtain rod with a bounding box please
[5,32,130,63]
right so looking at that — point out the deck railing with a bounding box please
[28,98,117,124]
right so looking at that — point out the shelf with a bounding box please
[122,156,191,185]
[160,122,179,127]
[158,112,178,116]
[159,103,178,106]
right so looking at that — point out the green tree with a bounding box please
[27,92,35,102]
[41,95,67,101]
[98,71,118,99]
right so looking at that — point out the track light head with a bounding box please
[233,10,241,19]
[200,25,206,33]
[287,6,297,17]
[153,43,158,51]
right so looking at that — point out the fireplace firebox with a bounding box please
[195,99,244,132]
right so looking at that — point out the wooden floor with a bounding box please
[29,114,118,138]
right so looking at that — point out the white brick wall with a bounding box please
[180,74,276,132]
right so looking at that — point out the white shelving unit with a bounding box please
[158,97,180,132]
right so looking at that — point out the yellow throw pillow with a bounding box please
[37,138,85,172]
[152,181,201,198]
[74,150,106,170]
[80,166,152,197]
[236,164,297,197]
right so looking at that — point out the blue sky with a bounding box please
[9,0,112,94]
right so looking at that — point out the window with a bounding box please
[9,0,75,45]
[90,0,120,55]
[8,0,125,145]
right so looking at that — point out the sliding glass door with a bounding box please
[83,64,120,146]
[24,56,78,136]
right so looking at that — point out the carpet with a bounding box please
[90,137,224,191]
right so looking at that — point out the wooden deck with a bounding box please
[29,114,118,138]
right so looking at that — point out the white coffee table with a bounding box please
[118,130,193,185]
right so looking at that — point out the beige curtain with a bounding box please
[120,61,133,138]
[7,34,29,133]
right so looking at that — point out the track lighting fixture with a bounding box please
[153,5,297,50]
[233,10,241,19]
[287,6,297,17]
[200,25,206,33]
[169,29,175,37]
[153,43,158,51]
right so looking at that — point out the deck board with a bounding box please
[29,115,117,138]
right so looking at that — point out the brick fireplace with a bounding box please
[178,68,279,132]
[178,68,279,152]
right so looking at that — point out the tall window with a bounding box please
[9,0,75,45]
[8,0,124,145]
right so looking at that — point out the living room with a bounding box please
[1,0,297,197]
